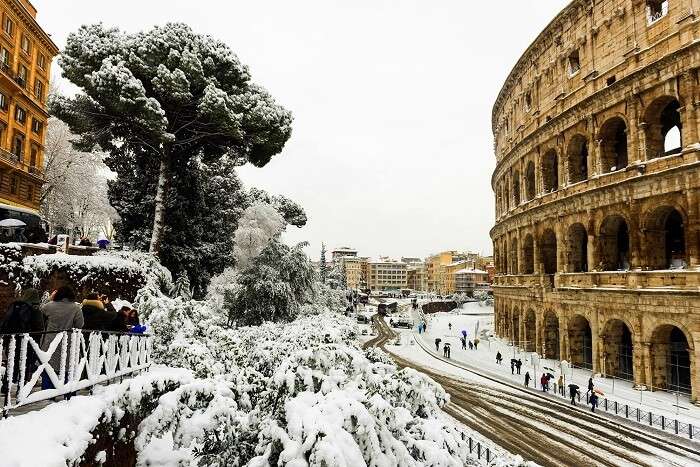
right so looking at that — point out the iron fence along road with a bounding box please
[0,329,151,413]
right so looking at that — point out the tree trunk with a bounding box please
[149,153,170,255]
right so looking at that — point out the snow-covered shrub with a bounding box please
[233,201,286,270]
[0,244,32,288]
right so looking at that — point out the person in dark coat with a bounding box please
[461,337,467,350]
[510,359,516,374]
[112,306,131,332]
[82,293,117,331]
[434,337,441,352]
[569,384,579,405]
[587,377,594,396]
[590,392,599,412]
[524,371,531,387]
[0,288,44,391]
[541,373,548,392]
[516,359,522,375]
[468,340,473,350]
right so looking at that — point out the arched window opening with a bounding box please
[644,96,682,159]
[567,223,588,272]
[542,150,558,193]
[600,215,630,271]
[525,161,536,201]
[569,315,593,370]
[651,325,691,394]
[510,238,518,275]
[644,206,686,269]
[567,135,588,183]
[599,117,628,172]
[524,310,536,352]
[539,229,557,274]
[542,311,560,359]
[603,320,634,380]
[512,170,521,206]
[522,234,534,274]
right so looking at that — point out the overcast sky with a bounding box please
[35,0,568,260]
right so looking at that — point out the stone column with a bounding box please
[641,342,654,389]
[555,222,567,273]
[591,311,600,374]
[535,314,543,355]
[632,336,647,389]
[687,189,700,269]
[590,138,602,176]
[690,339,698,403]
[628,204,643,270]
[587,233,599,272]
[627,97,641,163]
[638,122,650,161]
[680,71,699,147]
[533,231,543,274]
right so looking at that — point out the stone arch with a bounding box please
[522,233,534,274]
[542,149,559,193]
[512,170,521,206]
[599,116,628,172]
[567,222,588,272]
[599,214,630,270]
[602,319,634,380]
[524,309,536,352]
[539,228,557,274]
[509,237,518,274]
[525,160,536,201]
[568,314,593,369]
[567,134,588,183]
[643,205,687,269]
[542,310,560,359]
[643,95,682,159]
[650,324,693,394]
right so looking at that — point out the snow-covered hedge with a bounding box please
[0,243,31,288]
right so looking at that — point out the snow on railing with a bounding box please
[0,329,151,414]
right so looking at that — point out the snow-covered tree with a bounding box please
[225,239,315,326]
[41,118,118,239]
[51,23,293,255]
[320,242,327,284]
[232,201,286,270]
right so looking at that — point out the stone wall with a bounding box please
[422,301,457,314]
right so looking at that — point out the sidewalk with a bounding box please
[413,303,700,429]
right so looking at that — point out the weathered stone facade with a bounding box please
[491,0,700,400]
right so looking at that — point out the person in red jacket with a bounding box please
[541,373,549,392]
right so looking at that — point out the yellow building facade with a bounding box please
[0,0,57,220]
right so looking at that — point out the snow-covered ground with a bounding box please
[411,302,700,427]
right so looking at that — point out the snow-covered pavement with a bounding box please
[410,302,700,431]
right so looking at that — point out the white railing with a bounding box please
[0,330,151,413]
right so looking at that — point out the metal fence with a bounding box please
[0,329,151,414]
[461,431,492,464]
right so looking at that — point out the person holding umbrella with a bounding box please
[435,337,441,352]
[568,384,580,405]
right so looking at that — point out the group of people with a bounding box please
[460,336,479,350]
[0,285,145,392]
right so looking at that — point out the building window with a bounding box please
[12,133,23,159]
[3,15,13,37]
[26,183,33,201]
[0,47,9,72]
[14,105,25,124]
[647,1,669,24]
[30,145,37,168]
[16,65,27,88]
[20,34,30,55]
[31,118,42,135]
[568,50,581,76]
[33,79,43,101]
[37,53,45,70]
[525,91,532,111]
[0,92,7,111]
[10,175,18,195]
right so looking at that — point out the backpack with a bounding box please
[0,302,34,334]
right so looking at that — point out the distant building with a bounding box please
[367,258,407,292]
[338,255,368,290]
[455,268,490,294]
[331,247,357,262]
[406,262,427,291]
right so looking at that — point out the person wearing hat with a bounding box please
[0,288,44,391]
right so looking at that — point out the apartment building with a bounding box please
[455,268,490,294]
[367,258,407,292]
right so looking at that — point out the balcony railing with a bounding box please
[0,147,45,179]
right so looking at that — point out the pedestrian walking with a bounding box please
[540,373,548,392]
[557,375,564,395]
[40,286,83,391]
[435,337,441,352]
[461,337,467,350]
[444,342,451,358]
[448,322,452,331]
[510,359,515,375]
[587,377,594,396]
[496,351,502,364]
[473,338,479,350]
[590,392,599,412]
[516,358,522,375]
[524,371,531,387]
[568,384,580,405]
[468,341,473,350]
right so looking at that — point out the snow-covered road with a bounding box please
[368,314,700,467]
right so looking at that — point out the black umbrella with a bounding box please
[568,384,579,390]
[547,372,555,380]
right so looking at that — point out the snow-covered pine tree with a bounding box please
[320,242,327,283]
[51,23,293,256]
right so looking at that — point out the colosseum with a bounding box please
[491,0,700,401]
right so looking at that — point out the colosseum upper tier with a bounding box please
[491,0,700,400]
